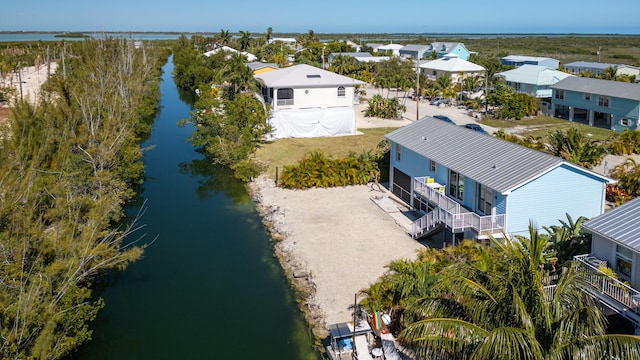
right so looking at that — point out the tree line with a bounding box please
[0,38,167,359]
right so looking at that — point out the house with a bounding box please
[327,52,372,64]
[495,65,573,98]
[377,43,403,56]
[428,42,472,61]
[254,64,366,138]
[563,61,639,78]
[574,196,640,333]
[419,54,485,82]
[399,44,431,60]
[501,55,559,69]
[268,37,297,49]
[204,46,257,62]
[366,43,383,53]
[246,62,278,75]
[385,117,611,241]
[550,77,640,131]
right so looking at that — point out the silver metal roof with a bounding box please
[583,197,640,252]
[385,117,609,194]
[550,77,640,101]
[400,44,430,52]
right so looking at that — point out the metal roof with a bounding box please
[550,77,640,101]
[254,64,366,88]
[583,197,640,252]
[419,56,485,73]
[496,65,573,86]
[400,44,430,52]
[502,55,557,63]
[564,61,619,70]
[385,117,610,194]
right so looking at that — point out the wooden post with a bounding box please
[275,166,278,186]
[352,293,357,360]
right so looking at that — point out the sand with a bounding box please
[5,62,58,105]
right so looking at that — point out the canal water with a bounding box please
[69,56,321,359]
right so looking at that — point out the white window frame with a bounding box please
[555,89,564,100]
[477,184,493,215]
[598,96,610,108]
[337,86,345,97]
[448,170,464,201]
[616,244,633,279]
[429,159,436,173]
[584,93,591,101]
[621,118,631,126]
[395,144,402,162]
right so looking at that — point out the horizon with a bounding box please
[2,0,639,35]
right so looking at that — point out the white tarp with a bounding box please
[268,107,356,139]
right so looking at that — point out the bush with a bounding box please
[365,94,406,119]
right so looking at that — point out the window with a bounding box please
[514,82,521,92]
[621,118,630,126]
[396,144,402,162]
[584,93,591,101]
[477,184,493,214]
[598,96,610,108]
[337,86,345,97]
[429,159,436,173]
[616,244,633,278]
[555,89,564,100]
[448,170,464,201]
[277,88,294,105]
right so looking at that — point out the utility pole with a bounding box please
[597,46,601,63]
[416,58,419,120]
[17,61,23,100]
[322,46,325,69]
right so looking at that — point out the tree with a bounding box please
[399,224,640,359]
[372,57,415,99]
[218,29,231,45]
[238,30,252,51]
[266,27,273,42]
[609,158,640,202]
[547,128,605,168]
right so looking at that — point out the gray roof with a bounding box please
[430,42,463,52]
[400,44,430,52]
[583,197,640,252]
[550,77,640,101]
[385,117,610,194]
[564,61,618,70]
[502,55,557,63]
[496,65,573,86]
[246,62,278,70]
[329,52,373,58]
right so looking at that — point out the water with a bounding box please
[0,32,197,42]
[69,56,320,359]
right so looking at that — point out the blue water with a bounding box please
[68,56,320,359]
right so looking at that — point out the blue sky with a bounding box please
[2,0,639,34]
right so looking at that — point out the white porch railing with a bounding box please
[411,177,505,238]
[574,254,640,316]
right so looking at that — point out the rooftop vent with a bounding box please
[307,74,321,78]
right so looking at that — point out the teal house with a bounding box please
[550,77,640,131]
[385,117,611,241]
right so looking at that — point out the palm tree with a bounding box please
[238,30,252,51]
[601,66,618,81]
[222,53,255,93]
[547,128,606,168]
[266,27,273,42]
[218,29,231,45]
[400,224,640,359]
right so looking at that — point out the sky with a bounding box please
[2,0,639,35]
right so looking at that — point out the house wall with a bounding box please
[253,67,277,75]
[552,88,640,131]
[273,86,356,110]
[439,45,470,61]
[506,164,606,237]
[591,234,640,289]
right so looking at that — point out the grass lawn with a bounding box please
[481,116,616,142]
[255,127,395,179]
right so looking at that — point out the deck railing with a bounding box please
[412,177,505,238]
[574,254,640,315]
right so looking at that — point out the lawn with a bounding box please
[255,127,394,179]
[481,116,616,142]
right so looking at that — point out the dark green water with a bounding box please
[70,56,321,359]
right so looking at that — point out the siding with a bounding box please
[507,164,606,236]
[276,86,355,110]
[557,90,640,131]
[391,144,430,179]
[591,234,640,289]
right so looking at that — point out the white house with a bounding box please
[204,46,257,62]
[419,54,485,82]
[254,64,366,138]
[377,43,404,56]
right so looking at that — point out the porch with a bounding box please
[411,177,505,239]
[574,254,640,330]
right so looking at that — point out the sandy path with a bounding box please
[250,177,423,331]
[6,62,58,105]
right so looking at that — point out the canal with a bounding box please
[70,56,321,359]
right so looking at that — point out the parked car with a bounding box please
[433,115,455,125]
[463,123,488,134]
[429,97,443,105]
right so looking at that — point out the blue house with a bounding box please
[501,55,559,69]
[399,44,431,60]
[550,77,640,131]
[400,42,472,61]
[385,117,611,241]
[496,65,573,99]
[573,196,640,333]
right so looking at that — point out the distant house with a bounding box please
[428,42,472,61]
[419,54,485,82]
[268,37,297,49]
[246,62,278,75]
[327,52,372,64]
[501,55,559,69]
[377,43,404,56]
[399,44,431,60]
[495,65,573,98]
[385,117,611,241]
[574,196,640,333]
[366,43,383,53]
[254,64,366,138]
[204,46,257,62]
[563,61,639,78]
[550,77,640,131]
